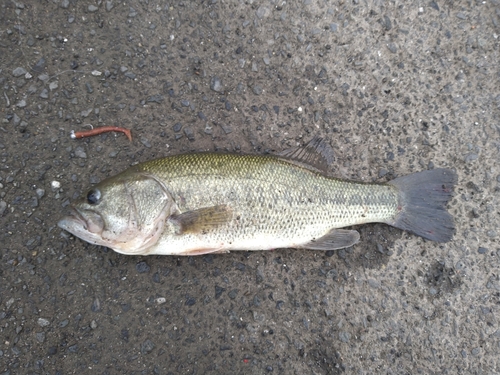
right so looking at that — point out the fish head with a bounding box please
[58,172,174,255]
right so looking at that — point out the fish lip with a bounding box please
[58,206,88,232]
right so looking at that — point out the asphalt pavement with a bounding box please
[1,0,500,374]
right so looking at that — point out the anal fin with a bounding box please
[299,229,360,250]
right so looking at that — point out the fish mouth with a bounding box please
[58,206,105,237]
[58,207,89,233]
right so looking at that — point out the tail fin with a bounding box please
[388,168,457,242]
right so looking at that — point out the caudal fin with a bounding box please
[388,168,457,242]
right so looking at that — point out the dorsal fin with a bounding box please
[277,136,335,173]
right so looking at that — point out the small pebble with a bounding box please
[368,279,380,289]
[36,332,45,343]
[252,85,263,95]
[12,67,27,77]
[387,43,397,53]
[464,153,478,163]
[91,298,101,312]
[32,57,46,73]
[210,76,223,92]
[256,6,270,19]
[37,318,50,327]
[486,230,496,238]
[221,124,232,134]
[0,201,7,216]
[339,331,351,342]
[140,138,152,148]
[228,289,239,299]
[184,127,195,141]
[215,286,225,299]
[30,197,39,208]
[478,247,488,254]
[141,340,155,354]
[146,94,163,103]
[48,346,57,356]
[378,168,388,178]
[74,147,87,159]
[136,261,150,273]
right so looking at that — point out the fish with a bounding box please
[58,137,457,256]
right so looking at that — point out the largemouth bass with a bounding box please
[58,138,457,256]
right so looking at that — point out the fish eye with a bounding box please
[86,189,101,205]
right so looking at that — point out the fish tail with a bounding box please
[388,168,457,242]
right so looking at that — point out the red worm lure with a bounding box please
[71,126,132,141]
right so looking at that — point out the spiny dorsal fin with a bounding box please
[277,136,335,174]
[169,205,232,235]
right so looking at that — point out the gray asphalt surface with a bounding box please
[1,0,500,374]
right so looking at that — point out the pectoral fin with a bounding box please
[169,205,232,235]
[299,229,360,250]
